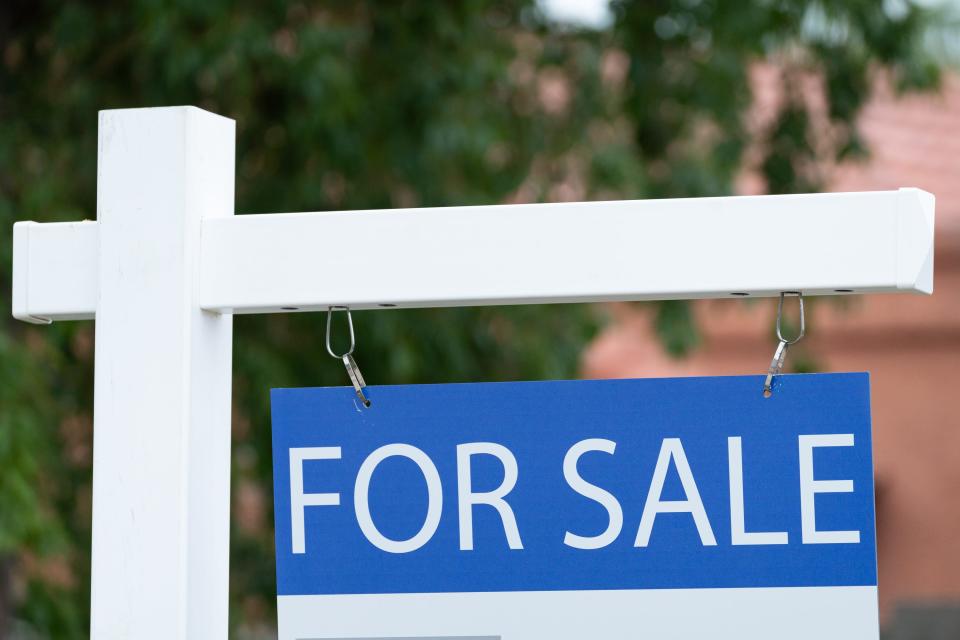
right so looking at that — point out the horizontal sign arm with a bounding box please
[13,220,98,323]
[13,188,934,323]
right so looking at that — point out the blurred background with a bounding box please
[1,1,958,638]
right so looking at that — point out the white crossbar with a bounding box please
[12,188,935,323]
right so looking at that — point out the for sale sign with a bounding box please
[272,374,878,640]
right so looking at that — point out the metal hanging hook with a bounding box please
[326,306,371,408]
[763,292,805,397]
[775,291,805,345]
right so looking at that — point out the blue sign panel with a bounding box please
[272,373,876,605]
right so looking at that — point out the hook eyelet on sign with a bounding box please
[763,292,805,398]
[326,306,371,408]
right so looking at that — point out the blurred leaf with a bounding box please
[654,300,700,357]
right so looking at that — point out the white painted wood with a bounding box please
[90,107,234,639]
[12,220,97,323]
[11,188,936,321]
[201,188,934,313]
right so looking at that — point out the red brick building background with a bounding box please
[583,71,960,622]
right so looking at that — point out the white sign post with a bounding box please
[11,106,935,639]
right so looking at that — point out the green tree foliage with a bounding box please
[0,0,942,635]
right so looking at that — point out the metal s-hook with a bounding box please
[763,292,805,397]
[326,306,371,408]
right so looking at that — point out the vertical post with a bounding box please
[91,107,234,638]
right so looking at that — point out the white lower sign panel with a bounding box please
[272,374,879,639]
